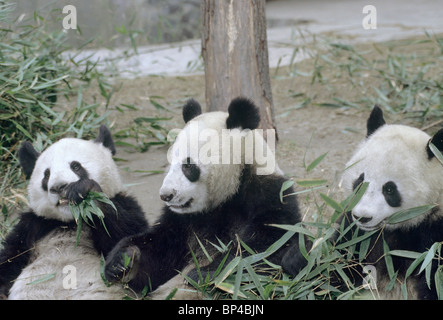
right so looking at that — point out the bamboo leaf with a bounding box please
[296,179,328,188]
[214,256,241,287]
[306,152,328,172]
[215,281,247,298]
[389,250,423,260]
[69,191,116,242]
[405,251,427,280]
[419,242,438,274]
[268,223,314,238]
[335,229,377,250]
[429,142,443,166]
[244,262,265,298]
[11,120,33,140]
[194,234,213,264]
[344,182,369,212]
[320,193,344,213]
[31,74,69,90]
[383,238,395,281]
[75,214,83,247]
[100,253,111,287]
[358,236,371,262]
[279,180,294,203]
[387,205,435,225]
[435,266,443,300]
[26,273,56,285]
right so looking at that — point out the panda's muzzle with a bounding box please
[352,213,386,231]
[167,198,193,210]
[160,193,174,202]
[352,214,373,224]
[49,183,69,206]
[50,183,67,195]
[166,198,194,210]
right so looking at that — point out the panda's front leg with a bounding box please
[104,234,153,293]
[63,178,102,205]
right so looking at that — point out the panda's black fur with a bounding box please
[0,126,149,298]
[333,107,443,300]
[104,98,303,294]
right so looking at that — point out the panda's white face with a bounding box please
[343,124,443,231]
[28,138,122,222]
[160,112,243,214]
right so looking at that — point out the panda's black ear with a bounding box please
[226,97,260,130]
[183,99,202,123]
[95,125,116,156]
[426,128,443,160]
[18,141,40,179]
[367,105,386,137]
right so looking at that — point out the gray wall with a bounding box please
[13,0,201,48]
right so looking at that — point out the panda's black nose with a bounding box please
[50,183,67,195]
[160,193,174,202]
[352,214,373,224]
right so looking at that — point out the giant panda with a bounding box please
[104,97,304,295]
[336,106,443,299]
[0,125,149,299]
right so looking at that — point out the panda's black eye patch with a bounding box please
[352,173,365,191]
[70,161,88,179]
[42,168,50,191]
[382,181,402,207]
[182,157,200,182]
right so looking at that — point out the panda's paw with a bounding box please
[63,178,102,205]
[104,244,141,283]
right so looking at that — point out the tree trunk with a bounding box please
[201,0,275,132]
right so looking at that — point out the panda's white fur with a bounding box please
[8,229,125,300]
[342,124,443,231]
[28,138,122,222]
[161,110,279,214]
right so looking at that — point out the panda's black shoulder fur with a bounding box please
[104,166,302,293]
[90,192,149,255]
[0,192,148,297]
[334,210,443,299]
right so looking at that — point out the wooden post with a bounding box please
[201,0,275,132]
